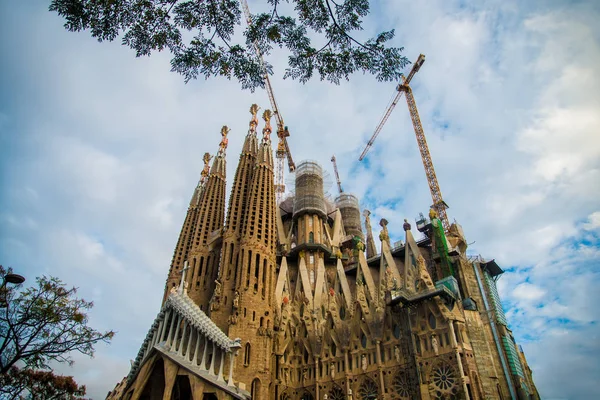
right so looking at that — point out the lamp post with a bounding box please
[0,272,25,307]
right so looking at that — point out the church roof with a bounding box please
[165,290,237,350]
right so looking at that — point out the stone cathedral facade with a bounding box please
[107,105,539,400]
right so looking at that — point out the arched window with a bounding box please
[244,343,251,366]
[309,231,314,243]
[251,378,261,400]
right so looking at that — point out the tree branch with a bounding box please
[324,0,377,53]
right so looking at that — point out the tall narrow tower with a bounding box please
[211,105,260,330]
[162,152,212,303]
[227,110,277,399]
[186,127,228,311]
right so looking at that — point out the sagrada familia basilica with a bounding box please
[106,105,539,400]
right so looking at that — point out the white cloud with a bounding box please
[583,211,600,231]
[512,282,545,302]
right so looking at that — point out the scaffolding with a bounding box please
[335,193,364,241]
[293,160,327,218]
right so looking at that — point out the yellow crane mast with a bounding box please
[359,54,450,231]
[331,155,343,194]
[241,0,295,204]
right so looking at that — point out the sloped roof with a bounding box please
[165,290,236,350]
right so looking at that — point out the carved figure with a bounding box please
[233,290,239,308]
[361,354,367,371]
[282,367,289,385]
[395,345,401,363]
[432,335,439,355]
[212,280,221,297]
[330,362,336,379]
[403,218,411,232]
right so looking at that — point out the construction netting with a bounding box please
[293,160,327,217]
[335,193,364,240]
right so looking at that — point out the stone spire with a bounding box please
[227,110,277,398]
[162,153,212,303]
[364,209,377,258]
[185,127,229,311]
[211,105,260,330]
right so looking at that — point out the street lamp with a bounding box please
[3,273,25,285]
[0,272,26,307]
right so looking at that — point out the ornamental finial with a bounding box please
[200,152,212,183]
[262,110,272,141]
[249,104,260,133]
[219,126,230,154]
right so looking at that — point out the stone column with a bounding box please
[167,314,181,348]
[185,324,194,359]
[166,312,178,347]
[201,338,209,371]
[174,315,184,349]
[159,310,170,342]
[228,351,236,386]
[177,321,187,356]
[209,342,217,376]
[218,348,226,382]
[315,358,320,400]
[449,321,470,400]
[376,341,385,395]
[192,331,201,365]
[154,319,163,346]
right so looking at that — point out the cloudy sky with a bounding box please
[1,0,599,398]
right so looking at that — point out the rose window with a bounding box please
[358,378,378,399]
[432,363,457,392]
[392,373,411,398]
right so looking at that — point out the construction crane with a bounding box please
[241,0,296,204]
[331,155,343,194]
[359,54,450,231]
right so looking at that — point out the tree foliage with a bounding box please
[48,0,410,90]
[0,366,87,400]
[0,266,114,374]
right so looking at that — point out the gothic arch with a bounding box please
[171,375,192,400]
[138,358,165,400]
[244,342,251,366]
[251,378,262,400]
